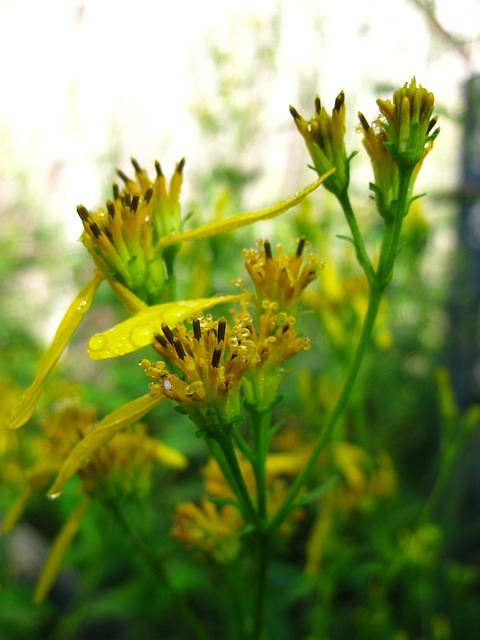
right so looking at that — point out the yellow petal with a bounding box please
[87,294,248,360]
[8,273,104,430]
[34,496,91,604]
[159,172,334,247]
[47,393,165,499]
[146,438,188,470]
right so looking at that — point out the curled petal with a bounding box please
[158,174,334,247]
[8,273,104,430]
[87,294,249,360]
[34,496,91,604]
[47,394,165,499]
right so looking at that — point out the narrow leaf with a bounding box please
[159,172,334,247]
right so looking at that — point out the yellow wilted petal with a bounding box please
[87,294,248,360]
[34,496,91,604]
[47,393,165,499]
[8,273,104,430]
[159,173,334,247]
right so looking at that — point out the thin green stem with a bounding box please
[251,410,271,522]
[102,498,212,640]
[337,190,375,285]
[215,431,260,526]
[252,532,270,640]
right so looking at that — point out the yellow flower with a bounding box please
[4,399,187,603]
[8,167,329,430]
[141,313,260,435]
[171,498,243,564]
[376,78,439,170]
[290,92,350,195]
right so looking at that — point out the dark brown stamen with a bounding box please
[76,204,90,222]
[314,96,321,115]
[334,91,345,112]
[131,195,140,213]
[217,318,227,343]
[144,188,153,204]
[89,222,102,239]
[173,338,186,360]
[193,318,202,341]
[177,157,186,173]
[358,112,370,132]
[289,105,301,121]
[296,236,306,258]
[116,168,131,184]
[153,332,168,348]
[106,200,116,218]
[211,346,222,368]
[112,182,120,200]
[161,323,175,346]
[264,239,272,260]
[427,116,438,136]
[155,160,163,177]
[131,157,142,173]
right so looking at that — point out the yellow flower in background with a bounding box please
[8,164,329,430]
[3,399,187,603]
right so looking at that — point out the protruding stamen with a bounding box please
[211,346,222,368]
[217,318,227,343]
[76,204,90,222]
[173,338,186,360]
[289,105,301,121]
[427,116,438,136]
[112,182,120,200]
[131,195,140,213]
[264,239,272,260]
[116,168,131,184]
[315,96,321,115]
[334,91,345,112]
[358,112,370,132]
[177,157,186,173]
[193,318,202,341]
[131,157,142,173]
[162,323,175,346]
[153,332,168,348]
[155,160,163,177]
[144,188,153,204]
[296,236,306,258]
[124,193,132,207]
[106,200,116,218]
[89,222,102,239]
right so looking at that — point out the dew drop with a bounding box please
[48,491,61,500]
[130,324,153,348]
[88,334,108,352]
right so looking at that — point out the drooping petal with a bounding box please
[144,437,188,470]
[47,393,165,499]
[87,294,249,360]
[158,174,334,247]
[34,496,91,604]
[8,273,104,430]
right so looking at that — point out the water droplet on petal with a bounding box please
[89,334,108,352]
[130,324,153,348]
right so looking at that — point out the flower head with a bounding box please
[141,313,260,435]
[290,92,351,195]
[375,78,439,171]
[78,158,185,305]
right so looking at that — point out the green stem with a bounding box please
[102,499,212,640]
[337,190,375,285]
[215,431,260,526]
[252,532,270,640]
[251,410,271,522]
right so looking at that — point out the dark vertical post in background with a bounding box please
[447,75,480,411]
